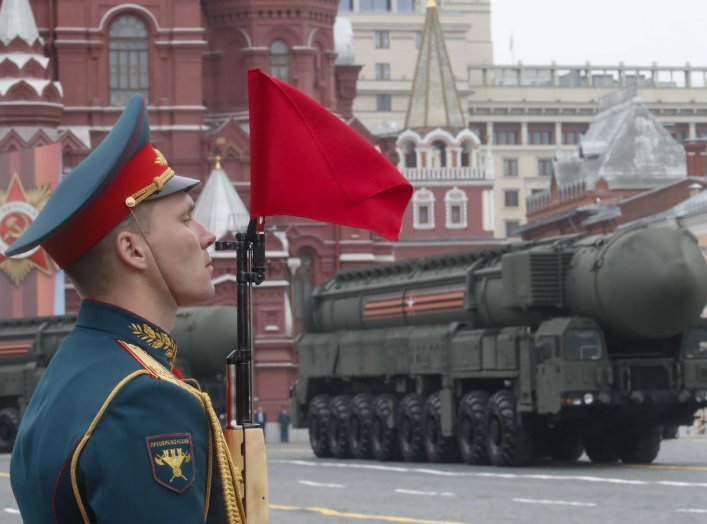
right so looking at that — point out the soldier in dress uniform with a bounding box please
[6,95,245,523]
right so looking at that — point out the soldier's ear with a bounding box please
[114,230,149,271]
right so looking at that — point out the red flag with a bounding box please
[247,69,412,241]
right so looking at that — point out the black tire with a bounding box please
[371,394,401,461]
[662,425,679,439]
[348,393,374,459]
[485,390,533,467]
[618,427,662,464]
[397,393,426,462]
[328,395,353,458]
[308,395,332,458]
[457,391,490,465]
[423,392,459,463]
[548,430,584,462]
[583,433,620,463]
[0,407,20,453]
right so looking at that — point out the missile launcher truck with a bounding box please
[291,227,707,466]
[0,306,237,452]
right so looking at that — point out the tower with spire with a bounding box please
[0,0,89,160]
[394,0,496,259]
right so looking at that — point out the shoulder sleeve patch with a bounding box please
[146,433,195,493]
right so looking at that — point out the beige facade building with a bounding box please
[339,0,707,237]
[338,0,492,133]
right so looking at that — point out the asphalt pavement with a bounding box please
[2,436,707,523]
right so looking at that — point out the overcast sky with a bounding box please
[491,0,707,66]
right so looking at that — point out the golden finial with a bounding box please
[427,0,436,8]
[214,155,222,170]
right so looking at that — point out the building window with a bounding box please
[413,188,435,229]
[362,0,392,12]
[493,125,520,145]
[445,187,468,229]
[338,0,353,11]
[376,94,392,111]
[562,124,588,145]
[414,31,423,49]
[374,30,390,49]
[430,141,447,168]
[505,220,521,238]
[109,14,149,106]
[269,40,289,81]
[402,142,417,168]
[504,189,519,208]
[538,159,554,176]
[399,0,417,11]
[528,124,554,145]
[667,124,689,143]
[375,63,391,80]
[503,158,518,177]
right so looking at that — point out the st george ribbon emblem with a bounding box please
[146,433,195,493]
[0,173,54,285]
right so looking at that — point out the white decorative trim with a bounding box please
[155,40,207,47]
[98,4,161,32]
[412,188,435,230]
[339,253,376,262]
[445,187,468,229]
[232,28,251,47]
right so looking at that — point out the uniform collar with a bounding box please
[76,300,178,368]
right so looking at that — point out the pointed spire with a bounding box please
[0,0,42,46]
[404,0,466,130]
[193,161,250,244]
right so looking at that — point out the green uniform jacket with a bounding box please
[10,300,227,523]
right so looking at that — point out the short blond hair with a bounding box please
[64,205,153,298]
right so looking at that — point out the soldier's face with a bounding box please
[146,192,216,305]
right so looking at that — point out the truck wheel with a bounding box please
[0,407,20,453]
[457,391,490,465]
[308,395,332,458]
[397,393,426,462]
[485,390,533,467]
[328,395,353,458]
[348,393,374,459]
[371,394,401,461]
[549,430,584,462]
[618,427,662,464]
[422,392,459,463]
[662,425,679,439]
[583,433,620,463]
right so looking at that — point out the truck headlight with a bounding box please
[583,393,595,405]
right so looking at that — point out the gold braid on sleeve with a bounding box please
[195,390,246,524]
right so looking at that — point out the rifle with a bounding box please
[216,218,269,522]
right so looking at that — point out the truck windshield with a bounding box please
[565,330,603,360]
[683,328,707,359]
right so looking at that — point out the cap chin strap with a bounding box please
[129,208,179,309]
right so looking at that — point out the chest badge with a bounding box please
[146,433,195,493]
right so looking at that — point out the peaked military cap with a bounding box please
[4,94,199,268]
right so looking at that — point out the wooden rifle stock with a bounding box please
[216,219,269,523]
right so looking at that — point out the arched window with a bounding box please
[430,140,447,168]
[403,142,417,168]
[413,188,435,230]
[445,187,468,229]
[270,40,289,82]
[109,14,149,106]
